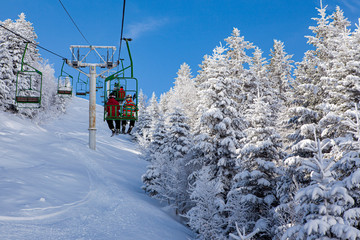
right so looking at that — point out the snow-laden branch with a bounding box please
[229,222,260,240]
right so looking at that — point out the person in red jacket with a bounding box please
[111,84,126,103]
[105,94,121,136]
[121,94,138,134]
[117,86,126,102]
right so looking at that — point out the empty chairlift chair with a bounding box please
[15,42,43,108]
[57,60,73,95]
[75,72,88,96]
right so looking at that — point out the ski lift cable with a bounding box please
[0,24,67,59]
[58,0,91,45]
[118,0,126,60]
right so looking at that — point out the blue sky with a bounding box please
[1,0,360,100]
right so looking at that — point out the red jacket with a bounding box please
[117,88,126,100]
[106,98,120,117]
[123,99,138,117]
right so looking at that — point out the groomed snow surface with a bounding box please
[0,97,194,240]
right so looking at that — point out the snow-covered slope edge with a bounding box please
[0,97,194,239]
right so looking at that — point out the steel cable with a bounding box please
[58,0,91,45]
[0,24,67,59]
[118,0,126,60]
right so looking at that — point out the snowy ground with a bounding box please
[0,97,194,240]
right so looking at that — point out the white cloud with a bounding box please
[126,17,169,39]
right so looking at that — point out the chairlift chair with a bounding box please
[75,72,88,96]
[96,78,103,89]
[57,60,73,95]
[103,38,138,122]
[15,42,43,108]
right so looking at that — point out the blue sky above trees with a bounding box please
[1,0,360,98]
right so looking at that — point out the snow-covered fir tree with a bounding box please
[133,89,150,142]
[268,39,294,105]
[267,40,294,138]
[141,92,161,147]
[187,40,247,239]
[283,129,359,240]
[227,95,283,239]
[158,89,173,115]
[0,14,39,113]
[0,20,14,110]
[142,114,167,197]
[248,46,278,123]
[160,106,193,214]
[143,105,193,215]
[278,7,352,233]
[167,63,198,129]
[332,103,360,232]
[224,28,254,113]
[187,166,227,239]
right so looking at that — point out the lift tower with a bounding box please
[66,45,119,150]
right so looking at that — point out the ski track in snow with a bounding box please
[0,97,194,240]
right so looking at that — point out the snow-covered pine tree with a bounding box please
[142,114,167,197]
[224,28,254,113]
[248,46,278,123]
[289,4,341,115]
[133,89,150,141]
[283,129,359,240]
[5,13,39,76]
[346,19,360,105]
[332,103,360,231]
[159,89,172,115]
[32,61,71,123]
[279,7,352,232]
[289,5,354,142]
[322,15,360,229]
[267,40,294,136]
[250,47,268,92]
[167,63,198,129]
[160,106,193,214]
[268,39,294,105]
[187,39,247,239]
[227,95,283,240]
[321,7,354,113]
[142,92,161,146]
[0,14,40,113]
[143,105,193,214]
[187,166,227,240]
[0,19,14,111]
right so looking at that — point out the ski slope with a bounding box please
[0,97,194,240]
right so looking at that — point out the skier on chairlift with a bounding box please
[105,93,121,136]
[111,83,126,103]
[121,94,138,134]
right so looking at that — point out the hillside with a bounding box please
[0,97,194,239]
